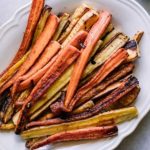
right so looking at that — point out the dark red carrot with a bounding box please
[30,126,118,150]
[26,118,64,129]
[67,48,128,111]
[66,76,139,121]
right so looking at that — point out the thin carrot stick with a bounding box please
[0,14,59,95]
[0,5,50,87]
[30,126,118,150]
[16,45,80,133]
[26,118,64,129]
[31,5,52,45]
[3,0,45,70]
[68,48,128,111]
[13,41,61,93]
[64,11,112,108]
[21,41,60,79]
[17,31,88,91]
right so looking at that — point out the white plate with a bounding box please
[0,0,150,150]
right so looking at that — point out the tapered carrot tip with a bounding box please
[30,126,118,149]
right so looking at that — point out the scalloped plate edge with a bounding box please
[0,0,150,150]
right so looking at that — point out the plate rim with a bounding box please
[0,0,150,150]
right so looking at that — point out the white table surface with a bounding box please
[0,0,150,150]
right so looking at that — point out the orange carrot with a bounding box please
[12,41,61,93]
[21,41,60,79]
[1,0,44,76]
[68,30,88,49]
[16,45,81,133]
[68,48,128,110]
[64,11,112,108]
[16,31,88,91]
[0,14,59,95]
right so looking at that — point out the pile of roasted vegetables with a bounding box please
[0,0,144,149]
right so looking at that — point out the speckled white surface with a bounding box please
[0,0,150,150]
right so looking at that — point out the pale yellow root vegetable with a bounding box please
[28,33,128,116]
[53,13,70,41]
[62,9,99,47]
[72,100,94,114]
[58,4,91,43]
[21,107,138,139]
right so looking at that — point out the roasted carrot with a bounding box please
[68,30,88,49]
[16,89,31,103]
[64,11,112,109]
[61,9,99,47]
[16,31,88,91]
[133,31,144,44]
[31,5,52,45]
[76,63,134,106]
[30,126,118,150]
[39,113,55,121]
[21,107,138,139]
[25,45,80,105]
[101,29,121,49]
[66,76,139,121]
[72,100,94,114]
[26,138,46,149]
[0,5,50,87]
[16,45,80,133]
[67,48,128,111]
[58,4,90,43]
[53,13,70,41]
[30,33,128,118]
[0,14,59,95]
[0,52,29,88]
[0,122,15,130]
[26,118,64,129]
[92,82,122,100]
[5,0,44,69]
[110,86,140,109]
[17,58,57,91]
[21,41,60,79]
[14,41,61,92]
[30,94,60,121]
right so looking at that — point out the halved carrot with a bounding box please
[76,63,134,107]
[16,45,80,133]
[4,0,45,70]
[68,30,88,48]
[17,31,88,91]
[31,5,52,45]
[30,126,118,150]
[52,13,70,41]
[67,76,139,121]
[26,118,64,129]
[64,11,112,108]
[0,5,50,87]
[61,9,99,47]
[0,14,59,95]
[67,48,128,111]
[30,33,128,118]
[58,4,90,43]
[21,41,60,79]
[13,41,61,93]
